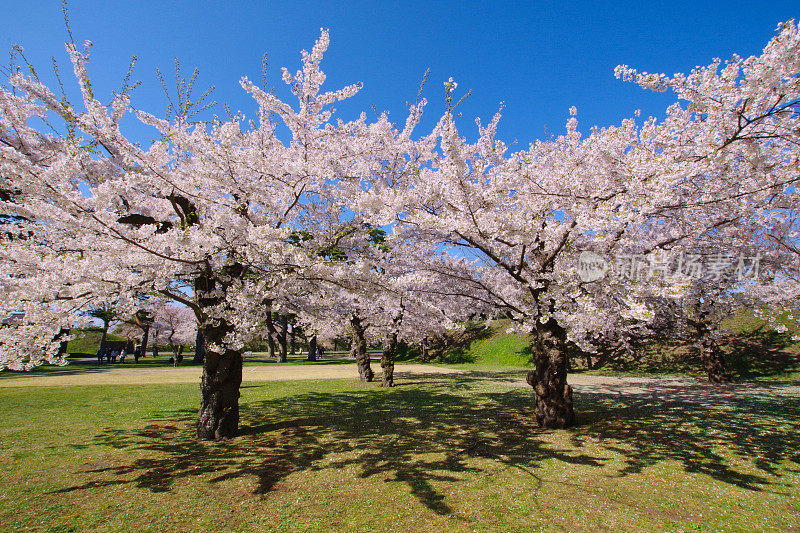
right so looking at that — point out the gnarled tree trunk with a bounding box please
[700,338,732,383]
[55,327,70,358]
[193,329,205,364]
[351,315,373,382]
[526,317,574,429]
[691,289,733,383]
[307,335,317,362]
[380,331,398,387]
[196,268,244,440]
[136,323,150,362]
[197,336,242,439]
[419,336,429,363]
[381,307,403,387]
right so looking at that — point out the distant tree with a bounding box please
[153,305,197,366]
[88,306,116,354]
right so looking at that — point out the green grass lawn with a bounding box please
[465,331,532,367]
[1,371,798,532]
[66,329,127,355]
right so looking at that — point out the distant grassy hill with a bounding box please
[460,327,532,366]
[720,308,800,379]
[67,328,127,355]
[420,320,532,367]
[722,307,800,342]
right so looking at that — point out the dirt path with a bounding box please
[501,374,800,403]
[1,364,798,404]
[0,363,464,387]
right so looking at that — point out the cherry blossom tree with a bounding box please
[151,304,197,365]
[88,305,117,355]
[0,30,421,438]
[615,20,800,379]
[353,21,800,427]
[357,98,666,427]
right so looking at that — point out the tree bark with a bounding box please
[691,290,733,383]
[381,307,403,387]
[700,338,732,383]
[196,268,244,440]
[197,337,242,440]
[193,329,205,364]
[351,315,373,382]
[380,331,398,387]
[278,315,288,363]
[290,321,296,355]
[419,336,429,363]
[307,335,317,362]
[525,318,575,429]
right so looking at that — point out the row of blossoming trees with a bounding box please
[0,23,798,438]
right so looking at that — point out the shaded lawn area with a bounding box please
[0,374,799,532]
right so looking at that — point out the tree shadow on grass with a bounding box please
[571,393,800,491]
[725,336,800,379]
[55,375,800,515]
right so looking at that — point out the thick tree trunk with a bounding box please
[700,338,732,383]
[196,268,244,440]
[525,318,575,429]
[380,331,398,387]
[197,339,242,440]
[351,315,373,382]
[419,337,429,363]
[380,308,403,387]
[193,329,205,364]
[266,333,276,359]
[307,335,317,362]
[278,315,288,363]
[692,290,733,384]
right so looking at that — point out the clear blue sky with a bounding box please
[2,1,798,147]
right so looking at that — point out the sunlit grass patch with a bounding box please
[1,372,799,532]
